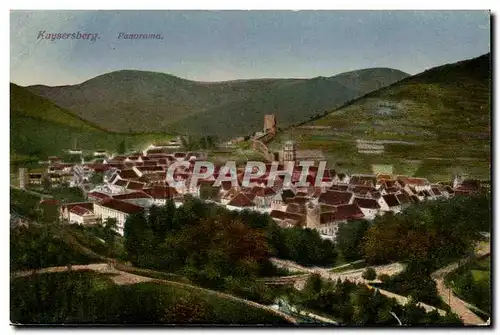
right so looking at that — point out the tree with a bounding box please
[362,267,377,281]
[118,140,126,155]
[336,220,369,261]
[42,176,52,191]
[103,218,118,252]
[123,211,148,264]
[89,172,104,185]
[180,136,198,151]
[378,274,391,282]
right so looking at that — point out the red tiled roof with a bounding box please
[351,185,377,194]
[220,181,234,191]
[410,195,420,203]
[329,184,349,191]
[244,192,257,201]
[119,169,140,179]
[333,204,364,221]
[127,181,145,190]
[112,192,152,200]
[143,186,178,199]
[98,198,145,214]
[147,148,170,155]
[353,197,380,209]
[431,187,442,196]
[383,194,400,207]
[142,160,159,166]
[319,191,353,206]
[63,202,94,212]
[396,193,411,205]
[284,196,310,206]
[270,210,303,222]
[386,187,399,194]
[320,211,337,224]
[69,205,91,216]
[115,179,128,187]
[227,192,254,207]
[286,202,306,215]
[136,166,164,172]
[85,164,109,172]
[398,177,428,186]
[88,191,111,200]
[349,175,377,186]
[458,179,481,191]
[454,190,472,196]
[251,186,276,197]
[39,199,59,206]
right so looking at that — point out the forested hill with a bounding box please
[26,67,408,138]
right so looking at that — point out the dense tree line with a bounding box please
[290,274,462,326]
[123,197,337,302]
[11,271,289,324]
[336,219,370,262]
[362,194,490,268]
[10,225,98,271]
[372,267,446,309]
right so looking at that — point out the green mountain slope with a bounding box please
[10,83,172,161]
[26,68,409,138]
[270,54,491,182]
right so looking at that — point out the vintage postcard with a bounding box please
[9,10,491,326]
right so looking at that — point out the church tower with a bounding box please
[305,200,320,229]
[282,140,296,164]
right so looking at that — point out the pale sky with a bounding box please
[10,10,490,86]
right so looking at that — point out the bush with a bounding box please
[378,274,391,282]
[362,267,377,281]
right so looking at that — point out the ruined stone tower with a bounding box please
[264,114,277,134]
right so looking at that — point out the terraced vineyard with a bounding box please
[270,54,491,182]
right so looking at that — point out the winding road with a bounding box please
[430,241,491,325]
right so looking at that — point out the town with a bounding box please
[17,115,485,238]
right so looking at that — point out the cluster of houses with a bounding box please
[26,140,485,240]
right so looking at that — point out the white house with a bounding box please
[69,205,98,225]
[353,197,380,220]
[93,150,108,157]
[60,202,95,222]
[378,194,402,213]
[93,198,145,235]
[143,186,179,206]
[252,187,276,209]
